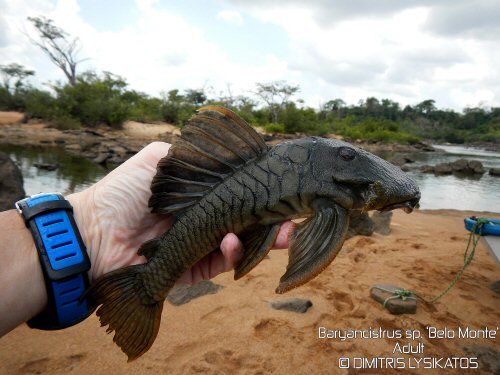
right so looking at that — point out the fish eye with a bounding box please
[339,147,356,161]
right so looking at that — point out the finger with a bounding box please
[137,141,172,167]
[273,221,295,249]
[220,233,243,271]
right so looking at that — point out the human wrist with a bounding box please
[67,187,102,281]
[0,210,47,335]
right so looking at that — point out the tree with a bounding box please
[0,63,35,92]
[184,88,207,106]
[254,80,300,123]
[27,16,87,86]
[415,99,436,116]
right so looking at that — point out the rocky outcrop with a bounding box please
[0,152,25,211]
[346,211,394,239]
[490,168,500,177]
[346,211,374,239]
[372,211,393,235]
[420,159,485,175]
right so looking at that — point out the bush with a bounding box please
[24,89,56,119]
[264,123,285,133]
[48,115,81,130]
[54,71,130,128]
[334,117,420,143]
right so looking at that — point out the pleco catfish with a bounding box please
[87,106,420,360]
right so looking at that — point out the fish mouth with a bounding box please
[333,180,421,214]
[379,197,420,214]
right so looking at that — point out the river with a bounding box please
[1,144,499,212]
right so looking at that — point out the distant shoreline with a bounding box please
[0,111,441,166]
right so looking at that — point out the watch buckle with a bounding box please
[15,192,63,214]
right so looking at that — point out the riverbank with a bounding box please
[1,209,499,374]
[0,112,434,166]
[0,112,181,166]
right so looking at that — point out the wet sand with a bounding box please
[1,209,499,375]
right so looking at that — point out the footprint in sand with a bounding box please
[18,358,50,374]
[196,348,274,374]
[325,289,355,313]
[355,237,376,247]
[18,353,86,374]
[253,318,304,344]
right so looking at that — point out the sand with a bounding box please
[1,209,499,375]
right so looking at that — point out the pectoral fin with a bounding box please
[234,223,281,280]
[276,202,349,294]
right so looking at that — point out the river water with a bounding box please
[400,145,500,212]
[0,145,111,196]
[1,144,499,212]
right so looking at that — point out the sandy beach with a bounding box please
[1,208,499,375]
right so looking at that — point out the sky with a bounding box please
[1,0,499,112]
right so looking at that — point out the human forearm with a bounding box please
[0,209,47,336]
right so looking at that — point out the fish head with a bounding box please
[316,139,421,213]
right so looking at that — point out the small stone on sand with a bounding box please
[269,298,313,313]
[167,280,223,306]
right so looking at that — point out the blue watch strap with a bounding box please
[17,193,92,329]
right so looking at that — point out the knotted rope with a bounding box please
[375,217,495,308]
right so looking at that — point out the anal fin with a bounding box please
[234,224,281,280]
[137,238,161,260]
[276,201,349,294]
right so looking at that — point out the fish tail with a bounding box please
[86,265,164,361]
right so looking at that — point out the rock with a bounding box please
[106,155,127,165]
[450,158,468,171]
[434,163,453,175]
[371,211,393,235]
[414,142,435,152]
[0,152,25,211]
[449,159,485,174]
[33,162,59,171]
[490,280,500,295]
[64,143,82,152]
[269,298,313,313]
[462,345,500,375]
[421,159,485,176]
[92,153,109,165]
[490,168,500,177]
[370,284,417,314]
[346,211,374,239]
[400,165,411,172]
[166,280,223,306]
[420,165,435,173]
[468,160,485,174]
[388,155,414,167]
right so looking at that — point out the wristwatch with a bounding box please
[15,193,91,330]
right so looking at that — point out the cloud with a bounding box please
[1,0,500,111]
[425,0,500,40]
[217,10,244,25]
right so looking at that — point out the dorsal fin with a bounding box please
[149,106,268,215]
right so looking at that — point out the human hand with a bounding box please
[67,142,292,284]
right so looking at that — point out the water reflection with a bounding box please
[0,145,111,196]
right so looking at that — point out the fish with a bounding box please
[87,106,420,360]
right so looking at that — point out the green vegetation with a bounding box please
[1,69,500,144]
[1,65,499,144]
[1,16,496,145]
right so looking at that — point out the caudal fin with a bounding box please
[87,265,164,361]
